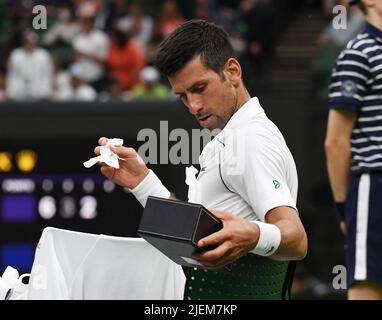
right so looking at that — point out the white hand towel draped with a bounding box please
[185,165,202,203]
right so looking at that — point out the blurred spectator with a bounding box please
[239,0,275,94]
[69,65,98,101]
[155,0,186,39]
[43,6,80,47]
[215,2,239,35]
[130,66,170,100]
[116,3,154,52]
[53,61,97,101]
[107,27,146,96]
[240,0,275,61]
[52,57,72,101]
[311,0,365,98]
[195,0,220,21]
[42,5,81,66]
[103,0,130,30]
[6,29,54,101]
[71,3,109,91]
[92,0,109,30]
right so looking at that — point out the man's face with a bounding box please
[168,56,238,130]
[364,0,382,15]
[373,0,382,16]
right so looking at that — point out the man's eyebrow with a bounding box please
[174,81,207,95]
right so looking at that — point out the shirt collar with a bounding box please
[365,22,382,43]
[222,97,264,131]
[199,97,264,164]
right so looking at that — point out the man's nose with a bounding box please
[187,94,202,115]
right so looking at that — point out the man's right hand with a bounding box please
[94,137,149,189]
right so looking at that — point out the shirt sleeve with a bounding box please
[328,47,370,112]
[220,127,297,222]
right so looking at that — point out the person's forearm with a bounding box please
[270,219,307,261]
[250,207,307,261]
[325,139,351,201]
[130,170,172,206]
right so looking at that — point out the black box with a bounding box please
[137,196,223,268]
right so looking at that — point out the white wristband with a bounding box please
[250,221,281,256]
[130,170,171,207]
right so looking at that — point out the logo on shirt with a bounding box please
[273,180,281,189]
[266,246,275,255]
[341,80,357,98]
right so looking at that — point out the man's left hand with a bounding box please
[192,210,260,269]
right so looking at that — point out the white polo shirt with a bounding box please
[193,97,298,222]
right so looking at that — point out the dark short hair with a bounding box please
[155,19,235,77]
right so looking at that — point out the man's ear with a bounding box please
[223,58,242,88]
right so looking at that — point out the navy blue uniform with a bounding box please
[329,22,382,287]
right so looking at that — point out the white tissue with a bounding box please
[83,138,124,169]
[106,138,123,146]
[185,165,202,203]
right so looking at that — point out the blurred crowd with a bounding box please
[0,0,276,102]
[311,0,365,99]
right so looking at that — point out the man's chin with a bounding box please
[200,123,217,131]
